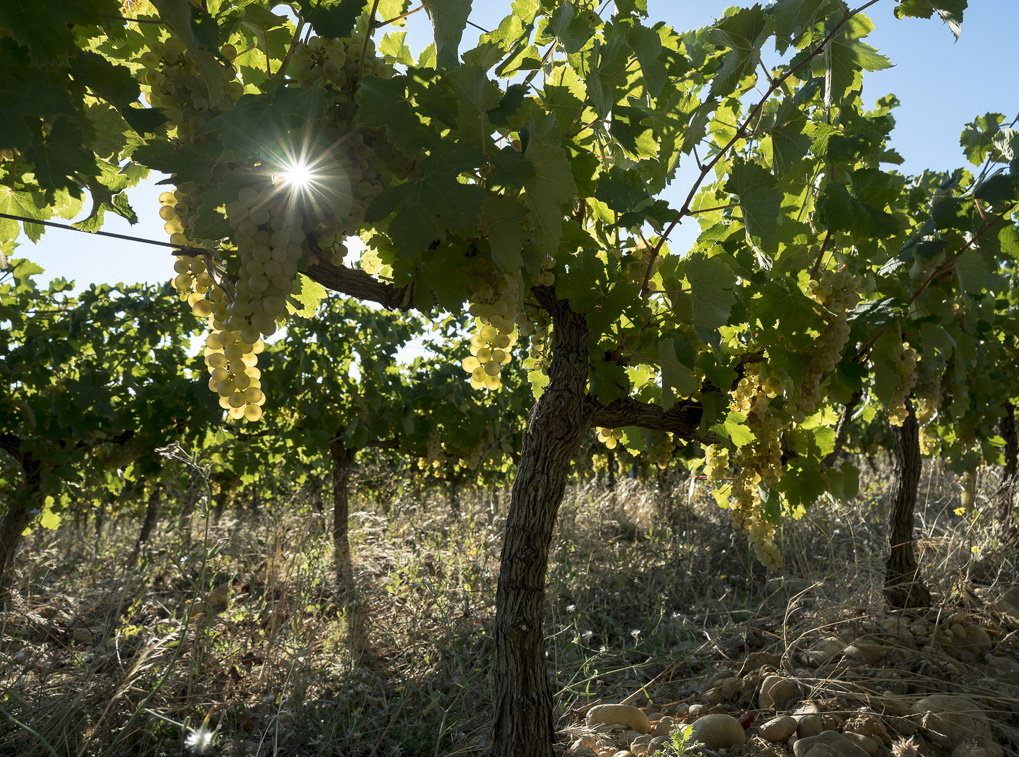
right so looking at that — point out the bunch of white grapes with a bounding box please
[717,362,786,568]
[137,38,243,144]
[886,341,919,427]
[461,263,521,391]
[959,470,977,513]
[425,428,447,470]
[704,444,730,482]
[518,303,551,378]
[788,269,861,424]
[596,427,624,450]
[646,431,674,469]
[622,242,663,287]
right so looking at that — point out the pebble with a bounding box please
[759,675,801,709]
[797,714,823,738]
[912,694,990,742]
[792,731,871,757]
[759,715,798,742]
[841,732,879,755]
[690,713,746,749]
[586,704,651,734]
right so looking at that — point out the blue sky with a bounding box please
[15,0,1015,289]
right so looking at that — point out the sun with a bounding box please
[278,159,314,189]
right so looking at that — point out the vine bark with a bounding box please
[885,400,931,608]
[491,292,594,757]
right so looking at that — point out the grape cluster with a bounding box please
[886,341,919,427]
[140,27,401,422]
[290,36,395,257]
[622,243,662,287]
[913,364,941,425]
[460,261,522,391]
[138,38,243,144]
[788,269,861,424]
[519,302,551,379]
[704,444,730,482]
[960,470,977,513]
[646,431,674,469]
[714,362,786,568]
[596,427,623,450]
[425,428,447,470]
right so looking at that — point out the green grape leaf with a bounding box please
[595,164,653,216]
[724,159,781,249]
[413,241,469,310]
[625,23,668,98]
[999,224,1019,260]
[528,369,550,400]
[523,117,577,261]
[356,76,433,155]
[481,195,528,273]
[711,410,755,448]
[288,274,327,317]
[658,338,697,410]
[771,0,833,52]
[23,116,98,200]
[685,253,737,338]
[954,248,986,294]
[895,0,966,39]
[610,104,658,159]
[708,5,772,99]
[764,98,810,174]
[816,181,898,238]
[423,0,472,69]
[549,2,596,54]
[0,188,49,244]
[0,0,112,64]
[366,140,485,257]
[811,14,890,101]
[959,113,1004,166]
[293,0,362,39]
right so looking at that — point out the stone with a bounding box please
[628,734,653,756]
[587,704,652,734]
[71,627,93,643]
[912,695,990,742]
[687,704,705,716]
[797,714,823,738]
[841,732,879,755]
[792,731,871,757]
[759,675,802,709]
[609,752,636,757]
[653,717,675,739]
[952,740,1003,757]
[808,638,848,666]
[569,748,598,757]
[960,625,993,655]
[571,736,598,751]
[842,642,885,665]
[985,654,1019,676]
[690,714,746,750]
[759,715,798,742]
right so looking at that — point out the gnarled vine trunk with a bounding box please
[491,296,593,757]
[330,434,366,648]
[0,442,42,597]
[885,400,931,608]
[127,486,162,568]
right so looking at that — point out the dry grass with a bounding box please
[1,455,1018,756]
